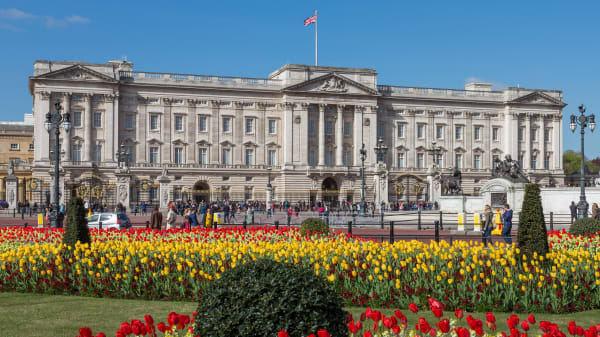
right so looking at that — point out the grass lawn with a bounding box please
[1,292,599,337]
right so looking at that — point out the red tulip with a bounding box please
[372,310,382,322]
[115,331,125,337]
[454,309,464,319]
[167,312,179,326]
[78,327,92,337]
[577,326,584,336]
[409,303,419,313]
[486,312,496,323]
[348,321,359,333]
[522,321,530,331]
[527,314,536,324]
[157,322,168,333]
[438,319,450,333]
[317,329,330,337]
[392,325,401,334]
[278,331,289,337]
[419,318,431,334]
[383,318,393,329]
[120,322,132,335]
[144,315,154,326]
[430,328,437,337]
[364,331,373,337]
[95,333,106,337]
[457,327,470,337]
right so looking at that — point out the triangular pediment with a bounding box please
[34,64,118,83]
[509,91,565,107]
[283,73,379,96]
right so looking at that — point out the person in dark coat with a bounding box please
[482,205,494,247]
[501,204,513,245]
[570,201,577,223]
[150,206,163,230]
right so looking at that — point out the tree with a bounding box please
[563,150,600,175]
[63,197,91,247]
[517,184,548,260]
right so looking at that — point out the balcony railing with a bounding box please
[119,71,282,87]
[377,85,505,100]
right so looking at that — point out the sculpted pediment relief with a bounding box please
[34,64,118,83]
[509,91,565,107]
[283,73,379,96]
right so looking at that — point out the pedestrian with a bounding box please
[205,208,213,228]
[141,202,147,216]
[150,206,163,230]
[501,204,513,245]
[166,205,177,230]
[570,201,577,223]
[592,203,600,220]
[189,208,199,227]
[482,205,493,247]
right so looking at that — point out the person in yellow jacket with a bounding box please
[491,208,503,235]
[205,208,213,228]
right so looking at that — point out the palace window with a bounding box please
[544,128,551,142]
[268,119,276,134]
[518,154,524,168]
[222,148,232,165]
[150,115,159,130]
[125,114,135,130]
[397,124,404,138]
[435,153,443,168]
[93,112,102,128]
[531,155,537,169]
[28,143,34,151]
[343,151,352,166]
[492,127,499,141]
[175,116,184,131]
[94,144,102,162]
[544,153,551,169]
[325,151,333,166]
[531,129,537,141]
[222,117,231,133]
[198,148,207,164]
[417,153,424,169]
[198,116,207,132]
[344,121,351,137]
[267,149,277,166]
[73,111,82,127]
[244,186,253,201]
[474,126,481,141]
[518,128,524,141]
[10,143,19,150]
[245,118,254,134]
[436,125,444,139]
[474,154,481,169]
[124,146,134,163]
[397,152,405,168]
[245,148,254,165]
[455,153,463,169]
[377,123,384,138]
[149,147,159,164]
[455,126,463,140]
[308,151,315,166]
[72,144,82,162]
[417,125,425,139]
[174,147,184,164]
[308,120,315,135]
[325,120,334,135]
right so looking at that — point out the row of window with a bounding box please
[306,120,353,137]
[391,125,553,142]
[143,115,279,134]
[9,143,34,151]
[395,153,552,170]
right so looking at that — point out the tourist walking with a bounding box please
[570,201,577,223]
[482,205,494,247]
[501,204,513,245]
[166,205,177,229]
[189,208,199,227]
[150,206,163,230]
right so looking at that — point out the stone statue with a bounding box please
[118,185,128,202]
[161,166,168,177]
[8,190,15,203]
[7,160,14,176]
[320,77,348,92]
[492,154,530,183]
[441,167,462,195]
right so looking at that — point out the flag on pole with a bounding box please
[304,13,316,26]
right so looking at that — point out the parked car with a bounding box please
[86,212,131,230]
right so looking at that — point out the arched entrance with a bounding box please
[321,177,339,204]
[192,181,210,204]
[389,174,428,204]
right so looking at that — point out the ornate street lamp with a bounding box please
[570,104,596,219]
[44,102,71,228]
[427,140,443,169]
[374,137,388,163]
[116,143,129,171]
[266,167,272,215]
[359,143,367,215]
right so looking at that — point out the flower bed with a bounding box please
[1,227,600,312]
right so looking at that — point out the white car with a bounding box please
[86,213,131,230]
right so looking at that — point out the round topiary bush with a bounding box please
[194,259,347,337]
[299,217,329,236]
[570,217,600,236]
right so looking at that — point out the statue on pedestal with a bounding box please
[492,155,529,183]
[441,167,462,195]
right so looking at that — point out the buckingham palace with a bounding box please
[27,60,565,210]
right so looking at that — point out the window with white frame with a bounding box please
[10,143,19,150]
[343,151,351,166]
[518,127,524,141]
[417,153,424,169]
[344,121,351,137]
[267,149,276,166]
[531,129,537,141]
[397,152,405,168]
[455,153,463,169]
[518,154,523,167]
[397,124,404,138]
[149,147,159,163]
[222,148,232,164]
[325,151,333,166]
[222,117,231,133]
[245,148,254,165]
[125,114,135,130]
[531,154,537,169]
[198,148,207,164]
[174,147,184,164]
[245,118,254,134]
[175,116,184,131]
[377,123,384,138]
[198,116,207,132]
[308,120,315,135]
[474,154,481,169]
[455,126,463,140]
[93,112,102,128]
[124,146,134,163]
[544,128,551,142]
[94,144,102,162]
[474,126,481,141]
[150,115,159,130]
[492,127,499,141]
[268,119,276,134]
[28,143,34,151]
[308,151,315,166]
[436,125,444,139]
[325,120,334,135]
[544,153,551,169]
[417,125,425,139]
[73,111,82,127]
[435,153,443,168]
[72,144,82,162]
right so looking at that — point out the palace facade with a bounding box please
[28,60,565,210]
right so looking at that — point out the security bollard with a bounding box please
[145,221,150,229]
[275,220,279,229]
[348,221,353,236]
[389,221,394,243]
[439,211,444,230]
[380,211,384,229]
[417,210,422,230]
[99,221,103,230]
[550,212,554,231]
[434,220,440,243]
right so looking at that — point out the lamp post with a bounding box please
[266,167,272,216]
[570,104,596,219]
[115,143,129,171]
[359,143,367,215]
[427,140,443,169]
[44,102,71,228]
[373,137,389,208]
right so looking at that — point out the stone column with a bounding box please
[448,111,454,167]
[353,106,363,166]
[83,94,92,162]
[256,102,266,165]
[336,105,344,166]
[210,100,220,164]
[234,102,244,165]
[162,98,172,164]
[62,93,72,161]
[112,93,119,162]
[186,100,197,162]
[465,112,473,169]
[36,92,51,162]
[407,110,416,168]
[318,104,325,166]
[6,175,17,209]
[137,98,147,163]
[553,116,561,169]
[104,94,116,162]
[541,118,546,171]
[368,106,379,166]
[298,103,309,165]
[0,177,4,200]
[282,102,294,167]
[524,114,531,169]
[158,175,171,211]
[116,173,131,211]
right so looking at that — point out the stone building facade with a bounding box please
[28,60,565,210]
[0,115,35,205]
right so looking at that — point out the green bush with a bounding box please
[299,217,329,236]
[194,259,347,337]
[570,217,600,236]
[63,197,90,247]
[517,184,549,260]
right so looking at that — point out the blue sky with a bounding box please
[1,1,599,157]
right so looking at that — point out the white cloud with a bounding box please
[44,16,67,28]
[0,22,24,31]
[66,15,90,24]
[0,8,36,20]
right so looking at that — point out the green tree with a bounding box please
[563,150,600,175]
[63,197,91,247]
[517,184,549,260]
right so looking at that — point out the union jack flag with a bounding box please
[304,14,316,26]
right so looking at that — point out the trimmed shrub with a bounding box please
[63,197,90,247]
[194,259,347,337]
[517,184,548,259]
[299,217,329,236]
[570,217,600,236]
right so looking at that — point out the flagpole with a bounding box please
[315,10,318,66]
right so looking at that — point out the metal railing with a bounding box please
[119,71,282,87]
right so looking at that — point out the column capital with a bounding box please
[255,102,267,109]
[368,105,378,113]
[337,104,346,111]
[233,101,244,109]
[104,94,118,103]
[162,97,172,106]
[39,91,51,100]
[210,100,221,108]
[354,105,364,113]
[318,103,326,111]
[63,92,72,98]
[300,102,310,109]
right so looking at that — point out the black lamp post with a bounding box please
[44,102,71,228]
[116,143,129,170]
[428,140,443,169]
[570,104,595,219]
[359,143,367,215]
[266,167,272,214]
